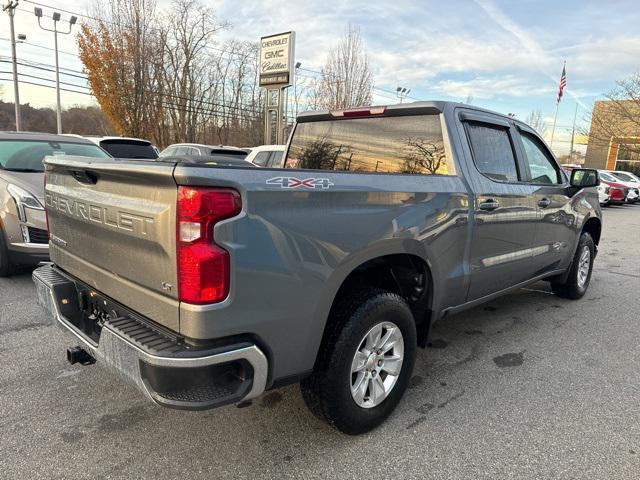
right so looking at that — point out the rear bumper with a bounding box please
[33,264,268,410]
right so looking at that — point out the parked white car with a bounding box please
[597,184,610,206]
[601,171,639,203]
[607,170,640,196]
[245,145,286,168]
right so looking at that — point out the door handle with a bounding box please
[479,199,500,211]
[538,198,551,208]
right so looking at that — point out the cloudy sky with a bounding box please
[2,0,639,152]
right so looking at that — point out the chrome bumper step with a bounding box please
[33,264,268,410]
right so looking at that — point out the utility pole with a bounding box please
[3,0,21,131]
[569,103,578,163]
[34,7,77,134]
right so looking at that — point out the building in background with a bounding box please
[584,100,640,174]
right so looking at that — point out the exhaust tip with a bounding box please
[67,346,96,366]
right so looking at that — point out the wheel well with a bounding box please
[582,217,601,245]
[328,254,433,347]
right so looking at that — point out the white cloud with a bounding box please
[431,75,554,99]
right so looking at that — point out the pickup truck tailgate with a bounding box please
[44,157,180,331]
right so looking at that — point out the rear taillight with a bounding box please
[176,187,241,304]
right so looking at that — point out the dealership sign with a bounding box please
[259,31,295,87]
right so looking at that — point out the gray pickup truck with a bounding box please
[34,101,601,434]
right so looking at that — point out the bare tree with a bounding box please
[79,0,267,147]
[315,25,373,109]
[586,73,640,156]
[157,0,228,144]
[402,137,446,174]
[525,110,548,138]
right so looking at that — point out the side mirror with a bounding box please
[570,168,599,188]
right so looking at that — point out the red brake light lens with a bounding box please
[177,187,241,304]
[330,106,386,118]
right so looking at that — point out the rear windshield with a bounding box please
[209,149,247,159]
[0,140,110,172]
[285,114,453,175]
[100,140,158,159]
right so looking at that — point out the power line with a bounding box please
[0,59,272,113]
[0,58,89,80]
[0,76,93,96]
[0,76,275,122]
[0,72,271,118]
[0,70,90,90]
[20,0,96,21]
[0,38,81,57]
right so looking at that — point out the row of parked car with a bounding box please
[562,164,640,207]
[1,129,637,278]
[81,135,287,169]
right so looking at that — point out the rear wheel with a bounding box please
[301,288,416,435]
[551,232,595,299]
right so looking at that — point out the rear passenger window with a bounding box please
[268,151,284,168]
[520,132,562,184]
[253,151,271,167]
[174,146,189,155]
[466,123,519,182]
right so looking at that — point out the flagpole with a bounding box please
[550,60,566,150]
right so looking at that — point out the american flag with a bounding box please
[556,63,567,104]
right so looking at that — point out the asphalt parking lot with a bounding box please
[1,205,639,479]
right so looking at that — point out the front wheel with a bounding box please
[301,288,417,435]
[0,230,16,277]
[551,232,595,299]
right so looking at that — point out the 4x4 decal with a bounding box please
[266,177,334,190]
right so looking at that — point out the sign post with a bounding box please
[260,31,295,145]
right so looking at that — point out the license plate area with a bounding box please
[63,285,134,345]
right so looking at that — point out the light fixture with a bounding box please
[34,7,43,17]
[52,11,61,21]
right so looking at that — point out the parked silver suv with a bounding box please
[0,131,110,276]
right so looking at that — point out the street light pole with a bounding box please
[2,0,21,131]
[569,103,578,163]
[53,20,61,134]
[396,86,411,104]
[34,7,77,134]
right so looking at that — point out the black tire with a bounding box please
[551,232,595,299]
[300,288,417,435]
[0,229,16,277]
